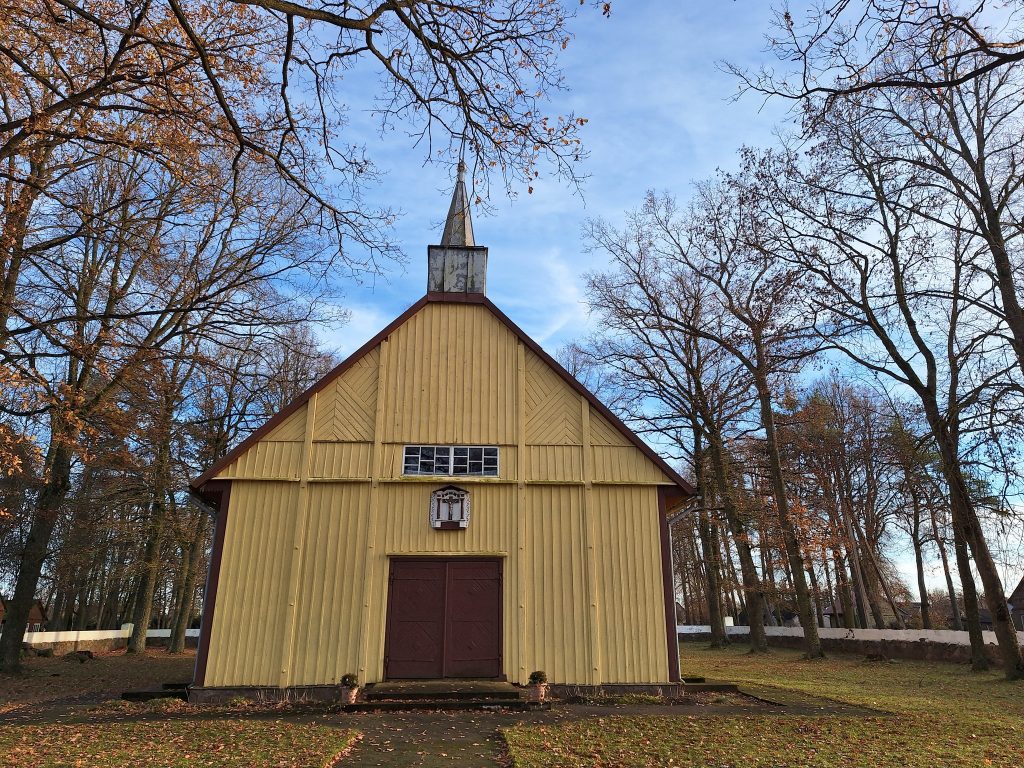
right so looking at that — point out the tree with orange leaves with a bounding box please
[0,0,592,670]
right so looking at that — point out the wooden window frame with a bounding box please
[403,445,499,477]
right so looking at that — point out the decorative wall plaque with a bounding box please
[430,485,470,530]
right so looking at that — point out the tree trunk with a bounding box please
[50,588,70,633]
[705,436,768,651]
[128,403,173,653]
[836,479,874,629]
[698,509,728,648]
[861,554,887,628]
[926,409,1022,677]
[930,507,962,631]
[977,204,1024,378]
[807,565,825,628]
[911,507,932,629]
[0,440,74,671]
[854,518,907,630]
[127,499,167,653]
[912,536,931,629]
[821,552,837,627]
[754,377,823,657]
[952,527,989,671]
[722,532,746,616]
[169,513,208,654]
[761,539,779,626]
[832,548,857,628]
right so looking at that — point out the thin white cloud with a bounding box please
[318,303,392,358]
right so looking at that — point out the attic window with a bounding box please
[403,445,499,477]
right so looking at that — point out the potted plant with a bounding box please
[339,673,359,704]
[527,670,548,702]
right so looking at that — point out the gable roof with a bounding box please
[1010,575,1024,607]
[191,292,695,507]
[0,598,48,623]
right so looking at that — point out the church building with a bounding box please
[189,170,693,697]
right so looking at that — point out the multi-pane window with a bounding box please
[403,445,499,477]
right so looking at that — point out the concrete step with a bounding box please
[345,698,549,713]
[364,680,522,701]
[364,690,522,701]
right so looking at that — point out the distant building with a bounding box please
[823,602,914,630]
[1008,575,1024,631]
[0,598,48,633]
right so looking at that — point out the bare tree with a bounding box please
[731,2,1024,98]
[0,147,337,670]
[583,188,826,656]
[759,112,1024,675]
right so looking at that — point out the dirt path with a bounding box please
[1,655,880,768]
[335,710,559,767]
[324,691,875,767]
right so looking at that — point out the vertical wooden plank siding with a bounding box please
[580,400,603,685]
[515,341,529,683]
[357,336,390,682]
[277,393,318,686]
[193,482,230,687]
[592,485,670,682]
[203,482,299,686]
[380,303,517,445]
[205,300,679,686]
[218,441,304,480]
[525,445,583,482]
[288,482,372,685]
[524,485,589,683]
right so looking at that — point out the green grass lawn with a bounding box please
[0,711,359,768]
[0,651,358,768]
[503,644,1024,767]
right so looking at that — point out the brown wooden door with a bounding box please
[385,559,502,679]
[444,561,502,677]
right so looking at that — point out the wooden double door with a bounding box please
[384,558,502,679]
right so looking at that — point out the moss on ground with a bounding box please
[0,717,358,768]
[0,651,359,767]
[502,645,1023,767]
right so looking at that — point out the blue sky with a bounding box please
[312,1,1022,595]
[321,1,791,358]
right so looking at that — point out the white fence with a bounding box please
[22,626,200,645]
[677,624,1024,646]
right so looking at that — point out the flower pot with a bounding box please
[526,683,548,702]
[340,686,359,704]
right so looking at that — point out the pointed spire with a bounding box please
[428,160,487,294]
[440,160,475,247]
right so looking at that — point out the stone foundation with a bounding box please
[189,684,343,705]
[547,683,683,699]
[189,681,685,705]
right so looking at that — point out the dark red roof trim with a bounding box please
[191,296,430,489]
[658,486,682,682]
[192,293,695,500]
[192,480,231,686]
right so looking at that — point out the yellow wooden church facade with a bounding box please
[190,174,692,694]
